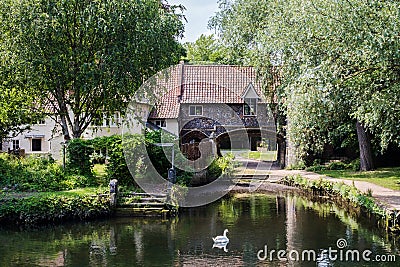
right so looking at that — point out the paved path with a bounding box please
[233,156,400,211]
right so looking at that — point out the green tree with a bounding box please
[0,88,43,142]
[0,47,43,141]
[184,34,233,64]
[0,0,185,141]
[211,0,400,170]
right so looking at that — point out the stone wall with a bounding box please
[180,103,274,132]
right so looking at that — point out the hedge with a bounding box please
[0,194,111,225]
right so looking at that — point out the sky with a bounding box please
[168,0,219,43]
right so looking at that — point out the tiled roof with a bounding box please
[149,64,263,119]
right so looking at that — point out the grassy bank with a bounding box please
[315,167,400,191]
[279,175,399,232]
[0,188,111,225]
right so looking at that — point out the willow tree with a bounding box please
[0,0,185,140]
[212,0,400,170]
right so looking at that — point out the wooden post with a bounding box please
[109,179,118,208]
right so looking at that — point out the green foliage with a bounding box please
[66,139,94,176]
[286,161,307,170]
[0,0,185,139]
[107,135,145,187]
[327,162,348,171]
[212,0,400,164]
[211,152,236,177]
[281,175,386,217]
[145,130,170,178]
[0,88,43,140]
[91,132,235,187]
[0,194,110,225]
[315,167,400,191]
[306,159,360,172]
[183,34,233,64]
[0,154,97,192]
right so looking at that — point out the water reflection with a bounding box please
[0,193,398,266]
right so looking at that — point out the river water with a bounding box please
[0,193,399,266]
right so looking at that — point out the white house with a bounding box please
[1,62,276,159]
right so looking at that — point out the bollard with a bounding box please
[109,179,118,208]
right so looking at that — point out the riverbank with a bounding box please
[2,156,399,230]
[232,155,400,233]
[0,189,111,225]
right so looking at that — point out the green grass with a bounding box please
[316,167,400,191]
[240,151,277,161]
[0,187,108,200]
[93,164,107,184]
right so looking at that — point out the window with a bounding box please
[12,140,20,150]
[32,139,42,152]
[155,120,166,128]
[36,119,46,125]
[105,112,120,127]
[244,98,257,116]
[92,112,121,127]
[189,105,203,116]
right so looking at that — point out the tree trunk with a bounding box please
[356,121,374,171]
[277,133,286,168]
[60,115,71,141]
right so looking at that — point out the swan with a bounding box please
[213,242,229,252]
[212,229,229,243]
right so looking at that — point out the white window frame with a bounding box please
[189,105,203,116]
[243,98,257,116]
[12,140,20,150]
[155,120,166,128]
[36,119,46,125]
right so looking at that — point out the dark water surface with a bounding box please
[0,193,399,266]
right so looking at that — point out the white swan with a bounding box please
[212,229,229,243]
[213,242,229,252]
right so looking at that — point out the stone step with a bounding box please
[114,207,169,217]
[232,174,269,180]
[137,197,167,202]
[118,197,167,203]
[122,192,167,198]
[118,202,166,207]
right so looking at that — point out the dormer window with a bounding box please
[244,98,257,116]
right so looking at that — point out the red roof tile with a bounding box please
[149,64,263,119]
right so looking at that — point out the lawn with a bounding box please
[240,151,277,161]
[0,187,107,201]
[93,164,107,184]
[316,167,400,191]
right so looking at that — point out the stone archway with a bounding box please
[180,117,227,144]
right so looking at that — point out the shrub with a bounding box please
[0,154,99,192]
[66,139,94,176]
[349,158,361,171]
[208,153,235,177]
[327,161,348,170]
[0,194,110,225]
[107,134,145,186]
[306,165,327,172]
[0,154,64,191]
[287,161,307,170]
